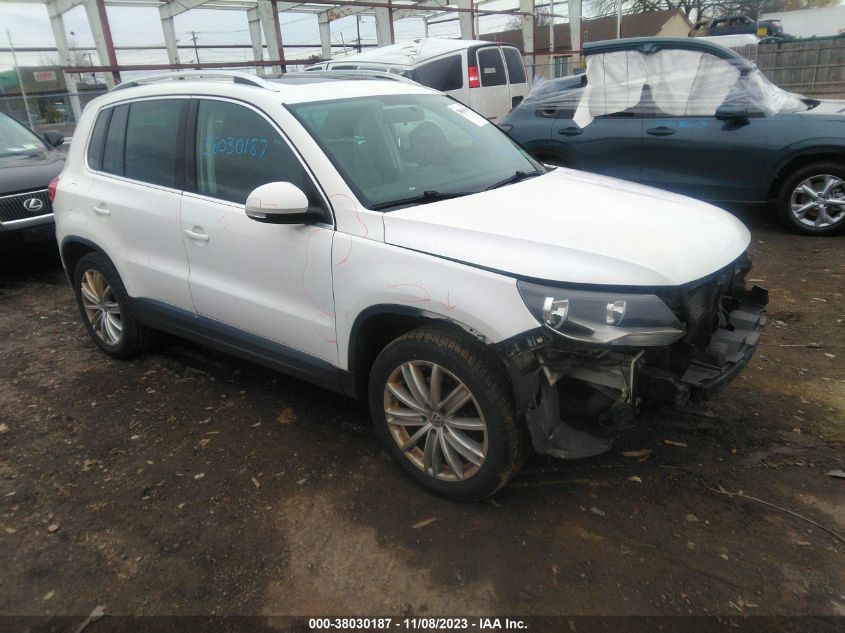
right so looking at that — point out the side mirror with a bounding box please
[245,182,318,224]
[715,104,749,122]
[43,130,64,147]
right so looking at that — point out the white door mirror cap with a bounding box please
[245,182,313,224]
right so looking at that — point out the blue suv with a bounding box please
[502,37,845,236]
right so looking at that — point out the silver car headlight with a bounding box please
[517,280,686,347]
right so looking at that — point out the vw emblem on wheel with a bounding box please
[23,197,44,212]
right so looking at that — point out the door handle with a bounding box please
[647,126,675,137]
[558,127,583,136]
[184,228,209,242]
[92,205,111,216]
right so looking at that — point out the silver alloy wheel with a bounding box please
[383,361,488,482]
[790,174,845,229]
[80,269,123,345]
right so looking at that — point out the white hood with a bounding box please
[383,168,751,287]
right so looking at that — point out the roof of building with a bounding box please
[480,9,690,53]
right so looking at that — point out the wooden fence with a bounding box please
[754,37,845,98]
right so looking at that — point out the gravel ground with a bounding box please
[0,207,844,627]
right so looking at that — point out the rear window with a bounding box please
[415,55,463,92]
[86,109,110,170]
[124,100,185,189]
[102,104,128,176]
[477,48,506,87]
[503,47,527,84]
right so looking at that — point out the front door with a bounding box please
[180,98,338,365]
[549,111,644,182]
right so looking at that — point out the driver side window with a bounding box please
[194,99,326,213]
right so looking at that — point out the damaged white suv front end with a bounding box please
[503,258,767,458]
[383,166,767,461]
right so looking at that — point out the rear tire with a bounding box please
[73,252,156,358]
[776,162,845,235]
[368,326,525,500]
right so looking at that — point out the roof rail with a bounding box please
[282,69,420,86]
[113,70,280,92]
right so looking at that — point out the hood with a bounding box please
[0,150,65,195]
[382,168,750,287]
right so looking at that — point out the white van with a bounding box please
[304,38,530,121]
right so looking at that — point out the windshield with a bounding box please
[288,93,542,210]
[0,114,45,157]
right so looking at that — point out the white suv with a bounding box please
[52,71,767,499]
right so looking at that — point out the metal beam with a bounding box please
[158,0,212,18]
[46,0,83,120]
[318,12,332,59]
[456,0,473,38]
[256,0,284,74]
[372,0,394,46]
[160,14,180,64]
[63,60,310,72]
[82,0,119,87]
[391,0,447,22]
[519,0,533,79]
[246,7,265,75]
[569,0,581,55]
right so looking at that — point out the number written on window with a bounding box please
[202,136,269,159]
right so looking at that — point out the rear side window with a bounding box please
[102,104,128,176]
[86,109,110,170]
[477,48,506,87]
[415,55,463,92]
[503,47,527,84]
[194,99,324,211]
[124,100,185,189]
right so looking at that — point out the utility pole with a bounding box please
[190,30,201,65]
[6,30,35,130]
[356,15,362,52]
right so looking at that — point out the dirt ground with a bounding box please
[1,206,844,627]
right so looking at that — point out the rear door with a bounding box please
[502,46,529,111]
[472,47,511,121]
[83,98,193,310]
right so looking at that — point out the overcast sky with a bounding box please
[0,0,528,70]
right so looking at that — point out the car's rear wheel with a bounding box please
[368,326,525,500]
[777,162,845,235]
[73,252,156,358]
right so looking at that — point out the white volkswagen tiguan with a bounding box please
[51,71,767,499]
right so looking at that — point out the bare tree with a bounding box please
[585,0,837,21]
[506,6,554,31]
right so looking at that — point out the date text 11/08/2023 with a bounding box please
[308,618,529,630]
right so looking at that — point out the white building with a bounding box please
[761,5,845,38]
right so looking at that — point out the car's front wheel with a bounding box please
[777,162,845,235]
[368,326,525,500]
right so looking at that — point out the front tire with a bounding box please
[368,326,525,500]
[777,162,845,235]
[73,252,156,358]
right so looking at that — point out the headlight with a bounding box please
[517,280,685,347]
